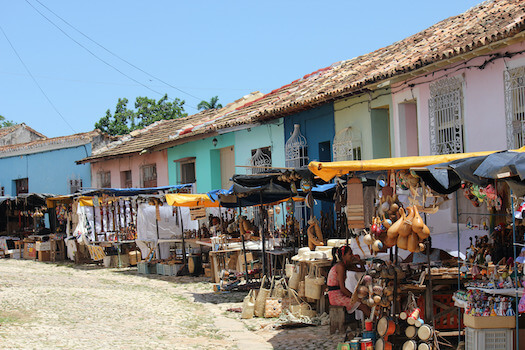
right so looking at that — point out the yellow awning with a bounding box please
[309,147,525,182]
[165,193,219,207]
[46,195,74,207]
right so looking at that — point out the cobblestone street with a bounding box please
[0,259,343,350]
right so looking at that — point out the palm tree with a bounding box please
[198,96,222,110]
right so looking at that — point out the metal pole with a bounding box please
[455,192,461,344]
[180,206,187,269]
[260,192,266,277]
[511,191,519,349]
[241,235,250,284]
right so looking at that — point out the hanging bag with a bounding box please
[254,276,271,317]
[241,289,256,319]
[305,265,324,300]
[288,264,300,290]
[285,258,295,278]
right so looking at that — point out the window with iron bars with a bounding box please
[429,76,464,155]
[69,178,83,193]
[98,171,111,188]
[505,66,525,149]
[141,164,157,188]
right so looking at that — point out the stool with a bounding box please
[330,305,347,334]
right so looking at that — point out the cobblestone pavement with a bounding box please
[0,259,346,349]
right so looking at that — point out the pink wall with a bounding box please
[90,149,169,188]
[392,41,525,156]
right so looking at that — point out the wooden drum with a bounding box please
[405,325,417,339]
[417,324,433,341]
[377,317,396,337]
[402,340,418,350]
[418,343,433,350]
[375,338,392,350]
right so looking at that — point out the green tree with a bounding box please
[95,94,187,135]
[0,115,16,128]
[197,96,222,110]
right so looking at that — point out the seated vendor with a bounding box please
[327,245,371,318]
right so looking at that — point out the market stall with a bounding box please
[300,148,525,350]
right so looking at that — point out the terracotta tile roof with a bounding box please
[0,130,106,156]
[79,0,525,161]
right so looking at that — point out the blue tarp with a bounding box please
[81,184,193,197]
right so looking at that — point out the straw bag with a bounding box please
[264,297,282,318]
[254,276,271,317]
[289,288,316,318]
[298,281,306,298]
[288,264,300,290]
[305,266,325,300]
[241,289,255,319]
[285,258,295,278]
[264,277,283,318]
[272,277,286,299]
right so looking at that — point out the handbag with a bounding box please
[305,266,325,300]
[288,264,300,290]
[254,275,271,317]
[298,281,306,298]
[264,297,282,318]
[241,289,256,319]
[289,288,316,318]
[272,277,286,298]
[285,258,295,278]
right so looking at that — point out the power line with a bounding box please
[0,23,77,134]
[23,0,199,111]
[31,0,206,104]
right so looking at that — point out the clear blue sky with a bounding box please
[1,0,482,138]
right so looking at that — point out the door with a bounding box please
[220,146,235,189]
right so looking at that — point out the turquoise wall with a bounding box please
[167,133,235,193]
[234,120,285,175]
[0,145,92,196]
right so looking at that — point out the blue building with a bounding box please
[0,130,112,196]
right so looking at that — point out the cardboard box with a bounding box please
[128,251,140,266]
[23,242,36,259]
[463,313,515,329]
[38,250,51,262]
[36,241,51,251]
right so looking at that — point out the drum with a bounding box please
[417,324,434,341]
[402,340,418,350]
[418,343,433,350]
[399,311,408,320]
[188,255,203,276]
[362,331,376,343]
[377,317,396,337]
[375,338,392,350]
[405,325,417,339]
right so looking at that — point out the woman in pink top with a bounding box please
[327,245,370,317]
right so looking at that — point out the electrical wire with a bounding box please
[23,0,199,111]
[0,23,77,134]
[31,0,206,104]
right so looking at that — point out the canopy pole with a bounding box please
[179,206,187,271]
[511,191,519,349]
[455,192,461,344]
[260,192,267,278]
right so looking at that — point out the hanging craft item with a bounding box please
[300,178,312,192]
[346,177,365,229]
[307,217,324,250]
[286,198,295,215]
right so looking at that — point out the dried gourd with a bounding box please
[387,208,405,238]
[398,206,414,237]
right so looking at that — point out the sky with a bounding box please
[1,0,483,138]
